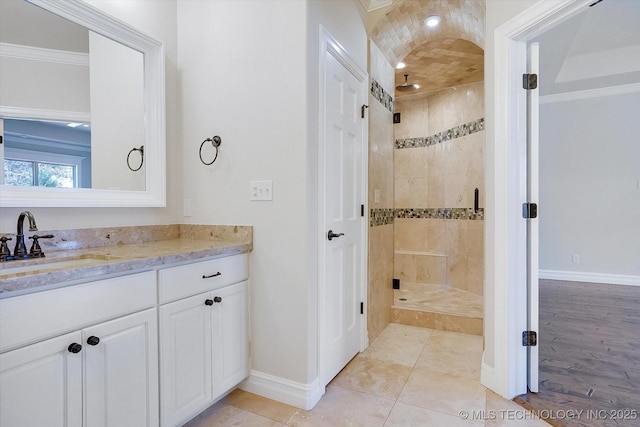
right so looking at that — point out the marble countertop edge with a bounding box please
[0,235,252,297]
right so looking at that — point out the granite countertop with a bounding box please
[0,224,252,296]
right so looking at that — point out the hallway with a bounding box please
[186,324,549,426]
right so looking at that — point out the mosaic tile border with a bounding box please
[395,207,484,221]
[370,207,485,227]
[395,118,484,149]
[371,78,394,113]
[370,208,395,227]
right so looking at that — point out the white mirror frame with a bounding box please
[0,0,166,207]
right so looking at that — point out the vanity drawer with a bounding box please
[0,271,156,353]
[158,254,248,304]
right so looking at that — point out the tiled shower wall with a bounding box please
[394,82,485,296]
[367,41,395,341]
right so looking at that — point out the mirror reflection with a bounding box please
[0,0,146,192]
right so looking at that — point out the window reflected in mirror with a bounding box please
[3,118,91,188]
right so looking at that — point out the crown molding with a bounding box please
[540,83,640,104]
[0,42,88,66]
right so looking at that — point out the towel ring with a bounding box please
[199,135,222,165]
[127,146,144,171]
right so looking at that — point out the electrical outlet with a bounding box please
[572,254,580,264]
[250,180,273,201]
[374,189,381,204]
[184,199,192,217]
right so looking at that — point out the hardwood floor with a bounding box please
[515,279,640,427]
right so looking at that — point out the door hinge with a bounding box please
[360,302,364,314]
[361,204,365,217]
[522,331,537,346]
[522,202,538,219]
[523,73,538,90]
[361,104,368,118]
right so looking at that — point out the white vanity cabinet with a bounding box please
[0,331,84,427]
[0,272,159,427]
[158,254,249,427]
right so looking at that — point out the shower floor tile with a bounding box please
[393,282,483,318]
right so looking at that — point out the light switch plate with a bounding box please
[250,180,273,201]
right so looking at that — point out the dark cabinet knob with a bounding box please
[68,343,82,354]
[205,299,214,306]
[87,336,100,346]
[213,296,222,303]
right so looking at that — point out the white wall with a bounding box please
[539,92,640,281]
[177,0,367,399]
[89,31,145,191]
[0,56,89,112]
[0,0,179,232]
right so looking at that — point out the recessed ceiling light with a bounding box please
[396,62,406,69]
[425,15,441,28]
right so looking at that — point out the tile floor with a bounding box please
[184,323,551,427]
[394,283,484,318]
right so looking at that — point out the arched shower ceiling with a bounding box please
[370,0,485,95]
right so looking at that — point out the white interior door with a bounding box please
[321,48,364,387]
[526,41,540,393]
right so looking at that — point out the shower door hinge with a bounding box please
[360,302,364,314]
[361,104,368,118]
[522,331,537,346]
[361,204,365,217]
[523,73,538,90]
[522,203,538,219]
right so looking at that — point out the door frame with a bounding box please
[486,0,591,398]
[317,25,369,391]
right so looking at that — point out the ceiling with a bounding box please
[394,38,483,98]
[534,0,640,96]
[0,0,88,52]
[370,0,640,100]
[370,0,485,100]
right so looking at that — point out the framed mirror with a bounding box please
[0,0,165,207]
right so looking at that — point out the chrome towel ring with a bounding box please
[199,135,222,165]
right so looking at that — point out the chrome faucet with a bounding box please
[13,211,38,257]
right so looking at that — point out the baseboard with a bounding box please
[239,370,324,410]
[539,270,640,287]
[480,358,500,397]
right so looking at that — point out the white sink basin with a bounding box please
[0,254,122,278]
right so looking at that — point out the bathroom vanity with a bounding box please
[0,225,252,427]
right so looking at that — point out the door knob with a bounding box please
[87,336,100,346]
[327,230,344,241]
[213,296,222,303]
[205,299,214,306]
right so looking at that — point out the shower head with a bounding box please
[396,74,420,92]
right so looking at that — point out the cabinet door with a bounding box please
[212,280,249,398]
[159,293,213,427]
[0,331,83,427]
[83,308,159,427]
